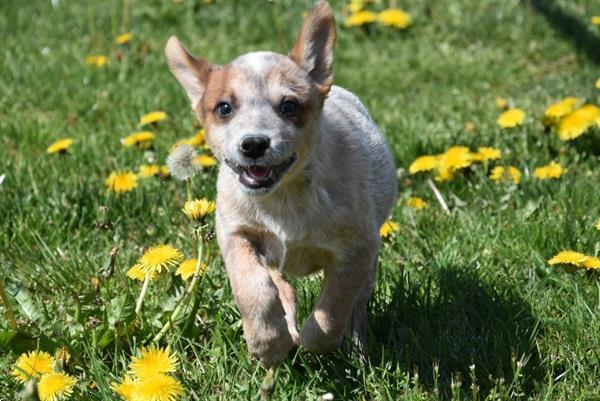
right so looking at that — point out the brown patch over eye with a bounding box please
[199,66,242,126]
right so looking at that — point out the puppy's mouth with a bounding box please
[225,155,296,190]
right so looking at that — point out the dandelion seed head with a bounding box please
[166,144,199,181]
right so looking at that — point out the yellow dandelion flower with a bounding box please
[176,259,208,280]
[345,10,377,27]
[193,154,218,168]
[495,97,508,110]
[380,220,399,238]
[46,138,74,154]
[137,245,183,276]
[121,131,155,148]
[138,164,161,178]
[543,97,579,126]
[140,111,167,126]
[434,167,455,182]
[595,219,600,231]
[127,264,157,282]
[584,256,600,269]
[497,108,526,128]
[377,8,411,29]
[437,146,473,172]
[548,250,588,267]
[105,171,138,194]
[471,147,502,162]
[533,161,565,180]
[129,346,178,378]
[556,104,600,140]
[116,32,132,45]
[38,372,77,401]
[406,197,427,210]
[464,122,476,132]
[489,166,521,184]
[85,55,107,67]
[111,376,137,401]
[409,155,438,174]
[130,374,183,401]
[12,351,55,383]
[348,0,366,13]
[182,198,216,222]
[592,16,600,25]
[160,165,170,177]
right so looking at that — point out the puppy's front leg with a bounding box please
[222,234,295,367]
[300,248,375,354]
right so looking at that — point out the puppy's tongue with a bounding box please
[247,166,270,181]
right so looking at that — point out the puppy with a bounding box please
[165,1,397,366]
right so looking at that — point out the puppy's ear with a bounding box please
[165,36,215,109]
[289,1,336,96]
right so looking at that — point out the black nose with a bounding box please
[240,135,270,159]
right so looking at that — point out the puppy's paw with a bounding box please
[300,313,343,354]
[246,328,296,367]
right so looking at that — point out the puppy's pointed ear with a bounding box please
[165,36,215,109]
[289,1,336,96]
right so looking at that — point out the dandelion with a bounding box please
[176,259,208,280]
[556,104,600,140]
[193,154,218,168]
[85,55,107,67]
[12,351,55,383]
[497,108,525,128]
[435,146,473,181]
[46,138,74,154]
[592,16,600,25]
[549,251,600,270]
[126,264,157,282]
[111,376,137,401]
[585,257,600,269]
[409,155,438,174]
[471,147,501,162]
[596,219,600,231]
[377,9,411,29]
[345,10,377,27]
[348,0,366,13]
[166,144,199,181]
[495,97,508,110]
[140,111,167,126]
[543,97,579,126]
[129,346,178,378]
[173,129,205,148]
[138,164,161,178]
[37,372,77,401]
[131,374,184,401]
[160,165,170,177]
[489,166,521,184]
[533,161,565,180]
[105,171,138,194]
[116,32,132,45]
[121,131,155,149]
[380,220,399,238]
[182,198,216,222]
[137,245,183,276]
[406,197,427,210]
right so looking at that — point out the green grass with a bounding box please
[1,0,600,400]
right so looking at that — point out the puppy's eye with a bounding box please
[216,102,233,118]
[279,99,298,116]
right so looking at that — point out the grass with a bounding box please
[1,0,600,399]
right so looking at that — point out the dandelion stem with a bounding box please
[186,179,193,202]
[427,178,450,214]
[0,279,17,331]
[153,236,204,343]
[135,275,151,316]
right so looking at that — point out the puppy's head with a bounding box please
[165,1,335,195]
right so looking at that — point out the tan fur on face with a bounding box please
[165,1,397,367]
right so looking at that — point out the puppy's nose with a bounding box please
[240,135,270,159]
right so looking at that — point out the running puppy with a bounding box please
[165,1,397,366]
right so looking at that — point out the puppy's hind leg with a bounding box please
[349,256,377,358]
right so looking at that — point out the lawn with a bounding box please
[1,0,600,400]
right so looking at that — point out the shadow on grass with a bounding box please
[370,267,543,398]
[529,0,600,65]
